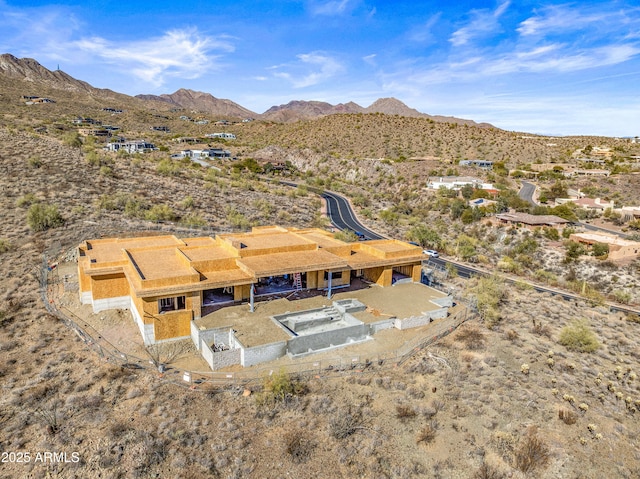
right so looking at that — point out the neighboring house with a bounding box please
[618,206,640,222]
[495,212,569,229]
[78,128,110,138]
[564,168,610,178]
[25,97,55,104]
[529,163,573,172]
[102,108,123,114]
[172,149,231,160]
[569,232,640,261]
[173,137,198,144]
[104,140,156,153]
[459,160,493,169]
[151,126,170,132]
[555,197,615,213]
[468,198,496,208]
[205,132,236,140]
[72,117,101,126]
[78,226,427,346]
[427,176,494,191]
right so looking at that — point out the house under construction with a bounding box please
[77,226,427,345]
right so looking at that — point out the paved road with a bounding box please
[519,181,537,205]
[322,190,385,240]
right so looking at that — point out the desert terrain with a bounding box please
[1,56,640,478]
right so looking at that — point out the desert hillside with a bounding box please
[1,54,640,478]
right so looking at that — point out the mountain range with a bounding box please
[0,53,492,127]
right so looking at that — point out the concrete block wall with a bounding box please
[242,341,288,367]
[130,298,155,345]
[202,343,241,370]
[92,295,131,313]
[369,318,395,333]
[431,296,454,308]
[80,291,92,305]
[394,307,448,330]
[287,323,369,356]
[190,321,201,350]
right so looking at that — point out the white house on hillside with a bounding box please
[427,176,494,191]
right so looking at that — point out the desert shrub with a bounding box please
[505,329,519,341]
[28,155,43,168]
[470,274,507,328]
[27,203,64,231]
[329,405,365,439]
[62,131,82,148]
[534,269,557,284]
[559,319,600,353]
[497,256,521,274]
[226,207,250,230]
[416,421,438,445]
[591,242,609,258]
[16,193,38,208]
[0,238,13,254]
[558,408,577,425]
[473,462,506,479]
[543,227,560,241]
[396,404,417,421]
[283,429,315,464]
[514,428,550,473]
[564,240,586,263]
[144,204,176,222]
[456,326,485,350]
[334,229,359,242]
[257,369,306,407]
[180,213,207,227]
[99,165,114,177]
[156,159,180,176]
[613,290,632,304]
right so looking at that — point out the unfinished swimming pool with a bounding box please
[272,300,370,356]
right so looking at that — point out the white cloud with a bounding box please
[272,52,344,88]
[363,54,377,66]
[73,29,233,87]
[517,5,611,37]
[450,0,510,47]
[308,0,352,16]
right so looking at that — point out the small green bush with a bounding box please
[558,319,600,353]
[257,369,306,407]
[0,238,13,254]
[144,204,176,222]
[16,193,38,208]
[27,203,64,231]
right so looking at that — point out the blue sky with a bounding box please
[1,0,639,136]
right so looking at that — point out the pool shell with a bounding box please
[272,299,370,356]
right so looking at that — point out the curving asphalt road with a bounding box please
[322,190,385,240]
[519,181,537,205]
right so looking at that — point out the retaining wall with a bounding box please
[394,307,448,330]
